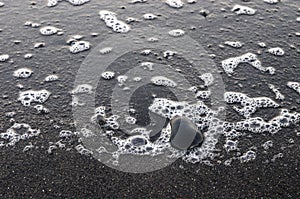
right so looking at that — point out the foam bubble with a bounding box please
[224,41,243,48]
[45,74,59,82]
[0,54,9,62]
[71,84,93,94]
[287,82,300,95]
[268,47,284,56]
[151,76,177,87]
[24,53,33,59]
[13,68,33,78]
[18,90,51,107]
[263,0,279,4]
[264,0,280,4]
[168,29,185,37]
[40,26,59,36]
[69,41,90,54]
[258,42,266,48]
[101,71,115,80]
[34,42,45,48]
[67,0,90,5]
[165,0,184,9]
[232,5,256,15]
[143,13,158,20]
[34,105,50,114]
[99,47,112,54]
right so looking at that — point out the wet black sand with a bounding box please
[0,0,300,198]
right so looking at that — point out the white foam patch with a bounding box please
[258,42,266,48]
[221,52,275,76]
[130,0,147,3]
[40,26,59,36]
[18,90,51,107]
[0,2,4,7]
[45,74,59,82]
[0,123,41,147]
[165,0,184,8]
[117,75,128,86]
[0,54,9,62]
[141,62,154,70]
[67,0,90,6]
[151,76,177,87]
[199,73,214,86]
[143,13,158,20]
[34,105,50,114]
[263,0,279,4]
[99,10,130,33]
[71,84,93,94]
[268,84,285,100]
[13,68,33,78]
[224,41,243,48]
[168,29,185,37]
[69,41,90,54]
[287,82,300,95]
[24,53,33,59]
[47,0,60,7]
[239,150,256,163]
[225,92,279,118]
[268,47,284,56]
[232,5,256,15]
[99,47,112,54]
[101,71,115,80]
[34,42,45,48]
[195,90,211,99]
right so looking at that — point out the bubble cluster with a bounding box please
[0,54,9,62]
[168,29,185,37]
[0,123,41,147]
[165,0,184,9]
[18,90,51,107]
[34,105,50,114]
[69,41,90,54]
[13,68,33,78]
[268,84,285,100]
[262,140,273,150]
[99,10,130,33]
[195,90,211,99]
[233,109,300,134]
[224,139,239,152]
[141,62,154,70]
[101,71,115,80]
[117,75,128,86]
[151,76,177,87]
[224,41,243,48]
[225,92,279,118]
[287,82,300,95]
[268,47,284,56]
[221,52,275,76]
[232,5,256,15]
[239,150,256,163]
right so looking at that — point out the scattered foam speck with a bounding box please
[40,26,59,36]
[168,29,185,37]
[69,41,90,54]
[71,84,93,94]
[45,74,59,82]
[101,71,115,80]
[224,41,243,48]
[263,0,279,4]
[143,13,158,20]
[268,84,285,100]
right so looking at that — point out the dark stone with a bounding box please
[170,116,204,150]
